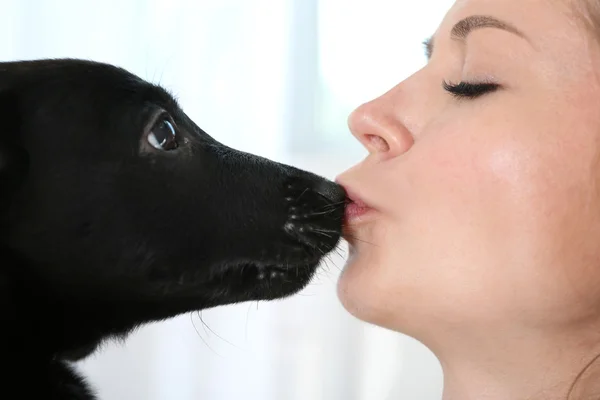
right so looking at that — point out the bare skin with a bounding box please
[336,1,600,399]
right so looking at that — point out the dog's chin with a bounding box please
[199,258,321,304]
[149,257,322,307]
[225,260,319,301]
[58,260,321,362]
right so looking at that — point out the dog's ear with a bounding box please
[0,89,27,204]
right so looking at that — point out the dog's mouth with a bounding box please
[218,178,346,300]
[238,261,311,283]
[207,257,320,301]
[251,264,290,280]
[147,177,345,303]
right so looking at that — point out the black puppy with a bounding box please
[0,59,345,399]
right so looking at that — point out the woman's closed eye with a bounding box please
[443,80,500,99]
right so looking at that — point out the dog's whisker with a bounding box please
[5,57,351,398]
[197,312,241,349]
[245,302,253,343]
[342,233,378,247]
[317,200,347,212]
[197,311,211,338]
[310,228,334,239]
[320,247,343,273]
[313,227,340,234]
[304,208,338,217]
[295,188,309,201]
[190,313,222,357]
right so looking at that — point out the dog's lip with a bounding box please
[234,259,318,271]
[255,263,290,272]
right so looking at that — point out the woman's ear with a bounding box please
[0,90,28,204]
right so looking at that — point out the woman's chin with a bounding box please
[336,249,440,340]
[337,255,395,327]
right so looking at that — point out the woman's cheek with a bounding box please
[399,121,551,270]
[403,125,523,209]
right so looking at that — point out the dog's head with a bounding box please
[0,59,345,354]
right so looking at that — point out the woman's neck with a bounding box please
[431,325,600,400]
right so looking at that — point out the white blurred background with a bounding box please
[1,1,455,399]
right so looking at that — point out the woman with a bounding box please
[335,0,600,399]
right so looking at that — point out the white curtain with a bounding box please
[1,1,453,399]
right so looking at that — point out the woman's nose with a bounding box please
[348,95,414,158]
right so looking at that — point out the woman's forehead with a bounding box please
[430,0,596,61]
[439,0,579,34]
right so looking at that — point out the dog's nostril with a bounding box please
[313,180,346,204]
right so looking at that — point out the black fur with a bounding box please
[0,59,345,398]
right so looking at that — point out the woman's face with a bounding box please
[336,0,600,345]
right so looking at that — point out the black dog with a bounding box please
[0,58,345,399]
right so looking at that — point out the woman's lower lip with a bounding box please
[344,201,374,224]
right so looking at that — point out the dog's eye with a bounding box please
[148,118,178,151]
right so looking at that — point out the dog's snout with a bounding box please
[282,176,345,251]
[313,180,347,204]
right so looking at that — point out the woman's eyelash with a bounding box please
[442,80,500,99]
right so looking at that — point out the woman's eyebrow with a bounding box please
[424,15,530,60]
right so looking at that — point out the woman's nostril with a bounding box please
[365,134,390,152]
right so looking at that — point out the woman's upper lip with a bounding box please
[337,182,372,209]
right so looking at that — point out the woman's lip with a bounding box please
[345,201,372,221]
[340,186,375,225]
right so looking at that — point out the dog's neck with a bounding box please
[0,250,96,398]
[0,248,99,359]
[0,246,195,361]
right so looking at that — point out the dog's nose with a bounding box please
[283,177,346,250]
[313,180,347,204]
